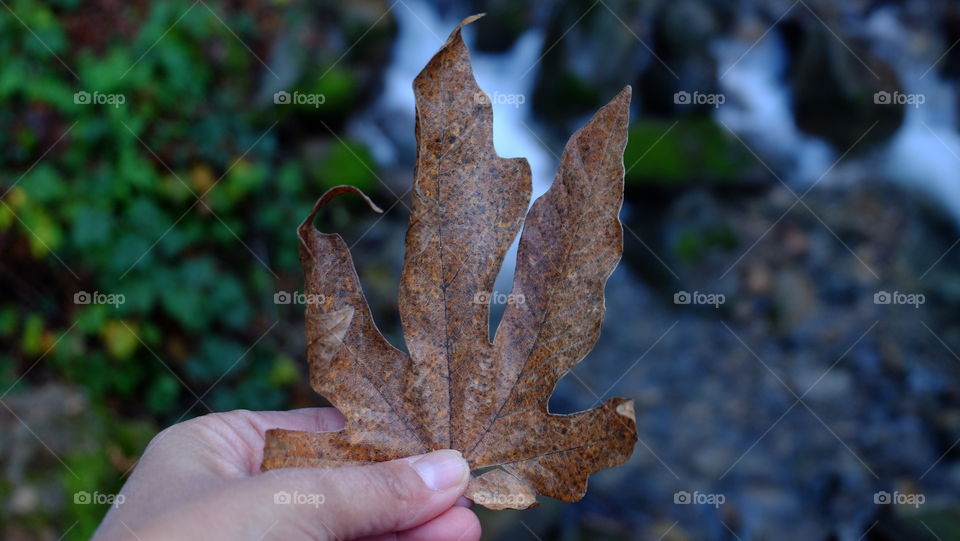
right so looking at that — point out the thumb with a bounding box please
[240,450,470,540]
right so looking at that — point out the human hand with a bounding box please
[92,408,480,541]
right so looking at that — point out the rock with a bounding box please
[8,486,38,515]
[531,0,646,131]
[773,269,816,329]
[788,16,904,151]
[591,173,960,538]
[467,0,540,53]
[637,0,729,116]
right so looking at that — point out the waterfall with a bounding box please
[349,0,550,305]
[865,7,960,224]
[712,31,834,184]
[713,6,960,227]
[351,0,549,196]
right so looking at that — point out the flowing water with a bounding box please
[350,0,551,306]
[714,5,960,226]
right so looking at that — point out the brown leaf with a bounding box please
[262,14,637,510]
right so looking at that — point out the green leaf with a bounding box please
[186,338,248,383]
[21,314,44,355]
[70,204,114,248]
[315,139,377,192]
[146,373,181,415]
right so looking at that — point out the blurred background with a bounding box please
[2,0,960,539]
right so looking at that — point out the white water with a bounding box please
[351,0,551,198]
[712,32,834,184]
[713,7,960,226]
[350,0,551,295]
[865,8,960,223]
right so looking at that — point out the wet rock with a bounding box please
[638,0,731,116]
[467,0,542,53]
[531,0,645,131]
[787,14,904,151]
[259,0,397,122]
[938,5,960,81]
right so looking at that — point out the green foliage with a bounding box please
[673,226,738,264]
[63,449,114,539]
[624,118,752,185]
[60,408,155,540]
[315,139,379,192]
[0,2,379,538]
[305,65,357,110]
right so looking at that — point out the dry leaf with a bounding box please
[262,14,637,510]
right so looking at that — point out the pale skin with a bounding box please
[92,408,482,541]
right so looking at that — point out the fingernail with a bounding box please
[411,450,468,491]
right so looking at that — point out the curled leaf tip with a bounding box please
[298,185,383,254]
[301,185,382,228]
[444,13,485,45]
[461,13,486,25]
